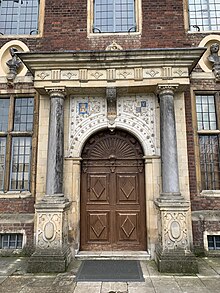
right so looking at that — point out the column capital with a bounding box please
[45,87,66,99]
[157,84,179,97]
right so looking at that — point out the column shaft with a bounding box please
[159,87,180,194]
[46,91,65,195]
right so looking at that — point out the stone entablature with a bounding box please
[18,48,205,94]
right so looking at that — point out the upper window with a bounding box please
[0,97,34,192]
[0,0,40,35]
[188,0,220,32]
[196,94,220,190]
[93,0,137,33]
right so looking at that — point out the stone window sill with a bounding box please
[200,190,220,197]
[0,191,32,199]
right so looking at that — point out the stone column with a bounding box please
[154,85,197,273]
[159,85,181,198]
[27,88,71,273]
[46,89,65,196]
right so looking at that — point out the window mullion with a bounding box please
[4,96,14,192]
[206,0,211,30]
[113,0,116,32]
[17,0,22,35]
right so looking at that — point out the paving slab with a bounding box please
[174,276,210,293]
[74,281,102,293]
[0,257,220,293]
[101,282,128,293]
[151,276,182,293]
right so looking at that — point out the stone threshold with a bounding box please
[75,251,151,260]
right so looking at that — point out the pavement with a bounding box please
[0,257,220,292]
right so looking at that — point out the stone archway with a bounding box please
[80,129,147,251]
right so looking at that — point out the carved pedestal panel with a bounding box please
[154,199,198,273]
[27,196,71,273]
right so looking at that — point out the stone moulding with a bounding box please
[17,48,206,94]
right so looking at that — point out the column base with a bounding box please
[155,245,198,273]
[28,194,72,273]
[27,246,72,273]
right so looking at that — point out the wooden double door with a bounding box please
[80,130,146,251]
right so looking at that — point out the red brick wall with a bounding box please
[192,220,220,254]
[0,0,219,51]
[0,222,34,254]
[0,198,35,213]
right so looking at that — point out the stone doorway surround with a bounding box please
[18,46,205,273]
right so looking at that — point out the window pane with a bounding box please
[94,0,135,33]
[199,135,220,190]
[14,97,34,131]
[196,95,217,130]
[0,234,23,249]
[0,99,10,132]
[0,0,39,35]
[188,0,220,31]
[0,138,6,190]
[10,137,32,190]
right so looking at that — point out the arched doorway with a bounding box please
[80,129,146,251]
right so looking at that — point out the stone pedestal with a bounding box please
[28,88,72,273]
[27,196,71,273]
[155,85,198,273]
[155,199,198,273]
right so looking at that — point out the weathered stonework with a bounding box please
[27,196,71,273]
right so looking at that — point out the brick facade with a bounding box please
[0,0,219,256]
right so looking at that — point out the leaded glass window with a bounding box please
[93,0,136,33]
[0,97,34,192]
[0,234,23,249]
[196,94,220,190]
[208,235,220,250]
[10,137,32,190]
[0,0,40,35]
[0,99,10,132]
[0,138,6,190]
[188,0,220,31]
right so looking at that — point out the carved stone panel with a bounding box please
[68,94,157,157]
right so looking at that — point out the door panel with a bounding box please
[117,174,138,203]
[88,174,109,203]
[117,212,138,242]
[88,212,110,242]
[80,130,146,251]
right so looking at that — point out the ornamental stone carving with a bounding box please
[68,94,157,157]
[37,213,62,249]
[162,211,188,250]
[208,43,220,81]
[6,47,22,84]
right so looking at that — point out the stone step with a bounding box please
[75,251,151,261]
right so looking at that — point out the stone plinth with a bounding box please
[154,198,198,273]
[27,195,72,273]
